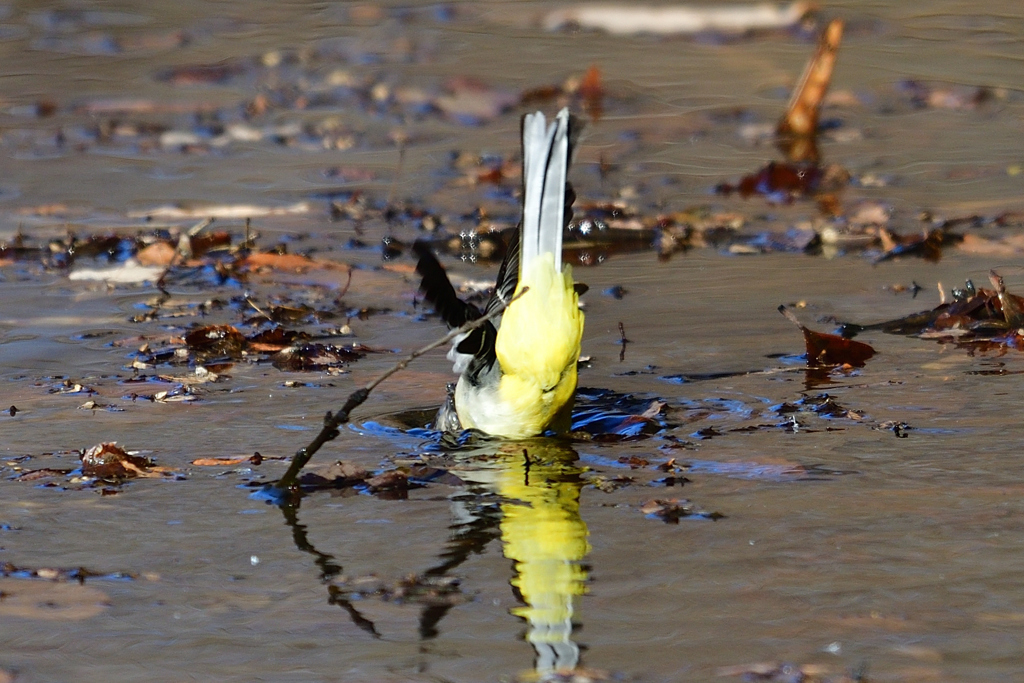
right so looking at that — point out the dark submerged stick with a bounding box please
[270,287,529,496]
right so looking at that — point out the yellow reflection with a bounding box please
[454,441,590,676]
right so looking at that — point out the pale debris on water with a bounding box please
[543,1,811,35]
[68,258,165,284]
[128,201,311,219]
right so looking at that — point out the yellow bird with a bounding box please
[414,109,584,439]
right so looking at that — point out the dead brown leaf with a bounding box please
[297,460,371,489]
[80,442,176,480]
[640,498,723,523]
[366,470,409,492]
[271,343,368,372]
[617,455,650,469]
[780,305,875,367]
[778,19,844,141]
[135,240,177,266]
[241,251,347,272]
[579,63,604,121]
[81,442,152,479]
[184,324,246,357]
[191,456,250,467]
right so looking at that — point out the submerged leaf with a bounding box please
[297,460,370,488]
[0,578,110,621]
[271,343,368,372]
[716,161,848,204]
[640,498,724,523]
[184,324,246,358]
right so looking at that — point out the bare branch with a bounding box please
[271,286,529,495]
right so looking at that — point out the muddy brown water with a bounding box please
[3,1,1024,681]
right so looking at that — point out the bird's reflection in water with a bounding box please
[453,441,590,675]
[278,439,590,677]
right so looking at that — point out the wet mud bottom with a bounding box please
[3,0,1024,681]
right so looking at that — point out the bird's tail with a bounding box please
[519,109,578,276]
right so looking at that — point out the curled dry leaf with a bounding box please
[184,324,246,357]
[779,305,876,367]
[189,231,232,257]
[842,273,1024,352]
[245,327,311,352]
[777,19,844,146]
[989,270,1024,328]
[80,443,154,479]
[80,443,177,480]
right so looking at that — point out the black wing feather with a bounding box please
[413,241,480,328]
[413,240,498,381]
[485,229,520,315]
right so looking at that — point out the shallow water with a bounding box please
[3,1,1024,682]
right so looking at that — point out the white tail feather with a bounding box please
[521,109,570,275]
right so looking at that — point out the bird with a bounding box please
[413,108,584,439]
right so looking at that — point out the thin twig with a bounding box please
[271,287,528,494]
[156,217,215,291]
[187,216,215,238]
[246,297,273,322]
[337,266,354,298]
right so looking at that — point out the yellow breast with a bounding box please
[494,253,583,436]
